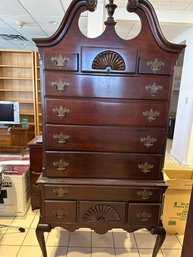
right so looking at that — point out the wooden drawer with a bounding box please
[138,56,173,75]
[128,203,161,227]
[44,185,163,202]
[79,201,126,224]
[81,46,137,74]
[44,200,76,224]
[45,151,163,179]
[30,171,41,192]
[45,98,168,126]
[44,72,170,100]
[45,125,165,153]
[43,53,78,71]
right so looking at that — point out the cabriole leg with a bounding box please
[36,223,51,257]
[150,226,166,257]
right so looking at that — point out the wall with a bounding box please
[171,26,193,166]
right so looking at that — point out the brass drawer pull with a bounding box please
[138,162,154,173]
[53,187,69,197]
[53,133,70,144]
[53,209,68,219]
[140,135,157,148]
[147,58,165,73]
[51,54,69,68]
[53,160,69,171]
[32,184,40,189]
[51,80,69,92]
[145,83,163,96]
[52,106,70,119]
[143,109,160,122]
[137,211,152,222]
[137,189,153,200]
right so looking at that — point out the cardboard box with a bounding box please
[163,166,193,234]
[0,165,30,216]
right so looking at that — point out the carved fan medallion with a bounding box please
[92,51,126,71]
[83,204,121,223]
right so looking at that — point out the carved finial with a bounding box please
[86,0,97,12]
[105,0,117,25]
[127,0,139,12]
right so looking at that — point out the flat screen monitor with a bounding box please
[0,101,20,125]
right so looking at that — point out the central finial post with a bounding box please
[105,0,117,25]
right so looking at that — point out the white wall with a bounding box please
[171,26,193,166]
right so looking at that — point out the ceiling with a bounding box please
[0,0,193,50]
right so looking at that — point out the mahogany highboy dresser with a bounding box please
[33,1,185,256]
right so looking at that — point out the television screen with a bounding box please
[0,101,20,125]
[1,104,14,122]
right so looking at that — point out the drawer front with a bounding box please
[45,98,168,126]
[79,201,126,224]
[128,203,161,227]
[44,185,163,202]
[45,152,163,179]
[44,200,76,224]
[45,125,165,153]
[44,72,170,100]
[30,171,41,192]
[138,57,173,75]
[43,53,78,71]
[81,46,137,73]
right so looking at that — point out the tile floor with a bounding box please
[0,139,185,256]
[0,206,184,257]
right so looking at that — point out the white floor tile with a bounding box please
[138,248,163,257]
[115,248,140,257]
[67,247,91,256]
[0,228,28,245]
[162,249,182,257]
[0,245,20,257]
[46,228,70,247]
[134,231,156,248]
[92,247,115,257]
[113,231,137,248]
[22,228,40,246]
[92,231,114,248]
[16,246,42,257]
[47,246,67,257]
[69,230,91,247]
[10,214,35,229]
[161,235,182,249]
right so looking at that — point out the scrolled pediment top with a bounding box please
[86,0,97,12]
[127,0,139,12]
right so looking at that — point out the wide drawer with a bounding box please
[128,203,161,227]
[44,200,76,224]
[45,125,165,153]
[45,151,163,179]
[44,72,170,100]
[79,201,126,224]
[43,53,78,71]
[45,98,168,126]
[44,185,163,202]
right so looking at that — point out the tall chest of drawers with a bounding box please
[33,1,185,256]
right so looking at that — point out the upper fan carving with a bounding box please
[92,50,126,71]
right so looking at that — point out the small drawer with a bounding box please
[138,57,172,75]
[81,46,137,74]
[79,201,126,224]
[128,203,161,227]
[43,53,78,71]
[44,200,76,224]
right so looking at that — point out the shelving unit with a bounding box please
[34,51,42,135]
[0,50,36,130]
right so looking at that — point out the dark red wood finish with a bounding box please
[33,1,185,257]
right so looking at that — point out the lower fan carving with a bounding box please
[83,204,121,223]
